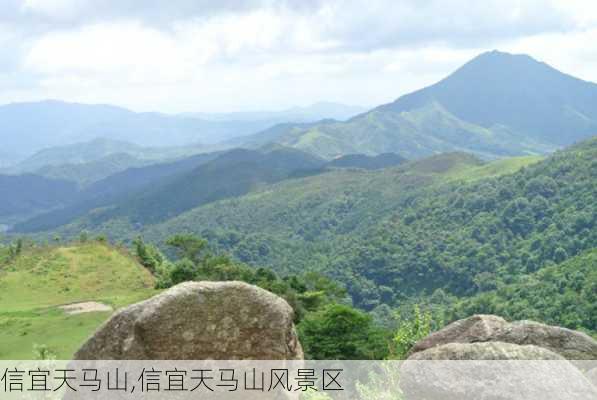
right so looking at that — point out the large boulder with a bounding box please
[74,281,303,360]
[401,342,597,400]
[410,315,597,360]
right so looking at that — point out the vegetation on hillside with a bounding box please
[1,138,595,359]
[0,240,156,359]
[14,147,325,232]
[450,249,597,334]
[139,139,596,315]
[0,235,397,360]
[14,151,221,232]
[0,174,77,220]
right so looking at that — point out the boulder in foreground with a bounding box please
[74,281,303,360]
[409,314,597,360]
[402,342,597,400]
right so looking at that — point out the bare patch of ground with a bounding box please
[59,301,113,314]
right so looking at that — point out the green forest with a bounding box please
[131,138,596,327]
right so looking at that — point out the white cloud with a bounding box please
[0,0,596,112]
[504,27,597,83]
[25,22,193,85]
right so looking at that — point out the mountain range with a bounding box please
[4,151,221,230]
[4,50,597,239]
[2,138,215,184]
[11,147,327,232]
[0,100,364,166]
[237,51,597,159]
[186,102,366,123]
[4,51,597,174]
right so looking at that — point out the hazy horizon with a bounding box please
[0,98,369,115]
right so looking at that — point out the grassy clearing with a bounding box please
[446,155,543,182]
[0,242,157,359]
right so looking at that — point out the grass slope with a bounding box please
[0,243,156,359]
[446,155,543,182]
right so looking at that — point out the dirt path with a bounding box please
[59,301,113,314]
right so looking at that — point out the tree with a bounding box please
[390,306,433,359]
[169,259,198,285]
[166,234,208,264]
[298,304,389,360]
[134,236,164,272]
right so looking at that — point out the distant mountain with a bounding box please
[33,153,149,186]
[240,51,597,159]
[13,147,324,232]
[189,102,366,123]
[0,101,206,154]
[8,138,209,176]
[328,153,407,170]
[0,151,25,168]
[19,151,486,239]
[10,139,145,173]
[0,174,77,219]
[0,100,366,160]
[79,147,325,227]
[13,151,221,232]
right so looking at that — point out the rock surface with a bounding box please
[407,341,564,360]
[74,281,303,360]
[409,314,597,360]
[587,368,597,388]
[401,343,596,399]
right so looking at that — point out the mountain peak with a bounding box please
[450,50,551,78]
[474,49,531,60]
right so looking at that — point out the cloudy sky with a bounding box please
[1,0,596,113]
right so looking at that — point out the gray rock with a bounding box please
[409,314,597,360]
[494,320,597,360]
[408,341,564,361]
[587,367,597,388]
[409,315,507,355]
[74,281,303,360]
[401,342,597,400]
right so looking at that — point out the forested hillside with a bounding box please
[0,174,77,220]
[37,152,480,241]
[127,137,595,312]
[33,153,148,186]
[328,153,407,170]
[450,249,596,333]
[14,151,221,232]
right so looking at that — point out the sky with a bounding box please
[1,0,596,113]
